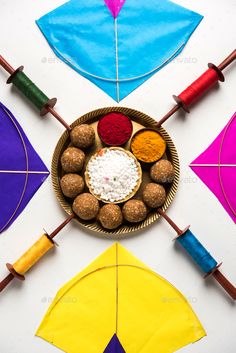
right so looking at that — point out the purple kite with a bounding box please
[190,112,236,223]
[104,334,126,353]
[0,102,49,233]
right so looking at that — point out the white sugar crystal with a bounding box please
[87,149,139,202]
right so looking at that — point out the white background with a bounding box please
[0,1,235,352]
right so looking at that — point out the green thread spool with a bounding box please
[10,71,56,115]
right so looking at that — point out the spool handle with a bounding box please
[218,49,236,71]
[0,273,14,293]
[0,55,14,74]
[212,269,236,300]
[157,208,189,236]
[50,214,74,238]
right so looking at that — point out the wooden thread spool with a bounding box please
[176,229,218,274]
[0,55,71,131]
[156,49,236,127]
[11,234,55,276]
[173,64,224,112]
[158,208,236,300]
[0,215,74,292]
[8,69,57,116]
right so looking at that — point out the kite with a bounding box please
[36,0,203,102]
[0,101,49,233]
[190,112,236,223]
[36,243,206,353]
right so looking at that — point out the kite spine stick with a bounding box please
[157,209,236,300]
[156,49,236,127]
[0,55,71,131]
[114,18,120,103]
[0,214,74,293]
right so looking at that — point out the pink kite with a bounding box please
[104,0,126,18]
[190,112,236,223]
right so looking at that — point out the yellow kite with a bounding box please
[36,243,206,353]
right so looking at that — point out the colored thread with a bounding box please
[178,68,220,107]
[11,72,49,111]
[13,234,54,275]
[177,229,217,273]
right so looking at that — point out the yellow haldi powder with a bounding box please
[131,129,166,163]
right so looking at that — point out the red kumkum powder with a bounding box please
[97,113,133,146]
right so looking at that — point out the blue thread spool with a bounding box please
[176,229,217,273]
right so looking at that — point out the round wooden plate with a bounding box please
[51,107,179,237]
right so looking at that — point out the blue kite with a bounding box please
[36,0,203,102]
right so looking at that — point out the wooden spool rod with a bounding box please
[156,49,236,127]
[158,208,236,300]
[0,215,74,293]
[0,55,71,131]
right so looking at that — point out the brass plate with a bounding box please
[51,107,179,237]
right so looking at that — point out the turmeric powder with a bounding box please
[131,129,166,163]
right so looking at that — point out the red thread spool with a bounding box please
[174,64,225,112]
